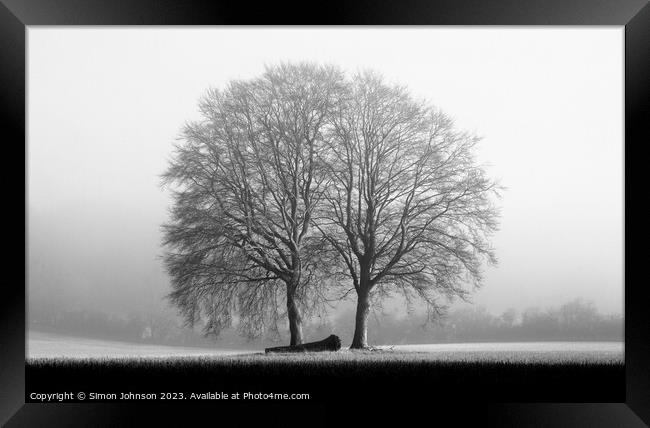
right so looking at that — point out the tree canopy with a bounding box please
[316,71,501,347]
[162,63,501,348]
[162,63,345,344]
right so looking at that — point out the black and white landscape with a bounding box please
[26,28,624,402]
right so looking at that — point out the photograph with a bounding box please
[23,27,626,405]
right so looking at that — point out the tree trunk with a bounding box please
[265,335,342,353]
[350,288,370,349]
[287,289,303,346]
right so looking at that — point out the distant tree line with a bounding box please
[29,298,622,348]
[344,299,623,344]
[28,304,215,348]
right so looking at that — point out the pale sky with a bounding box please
[27,27,624,317]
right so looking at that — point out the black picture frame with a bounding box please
[2,0,648,426]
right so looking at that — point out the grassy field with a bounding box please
[26,332,624,403]
[26,345,624,403]
[28,331,623,363]
[27,331,256,359]
[28,346,624,365]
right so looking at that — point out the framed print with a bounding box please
[1,0,648,426]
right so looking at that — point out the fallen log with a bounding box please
[265,334,342,353]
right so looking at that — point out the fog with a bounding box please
[27,28,623,340]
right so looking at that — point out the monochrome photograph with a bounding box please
[26,27,624,403]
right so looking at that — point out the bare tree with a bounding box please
[316,71,501,349]
[162,63,345,345]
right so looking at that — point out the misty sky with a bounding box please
[27,27,623,319]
